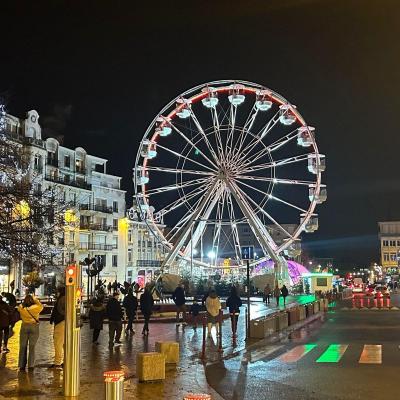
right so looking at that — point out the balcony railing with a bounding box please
[79,223,113,232]
[79,243,113,251]
[76,166,86,174]
[45,174,91,190]
[79,203,113,213]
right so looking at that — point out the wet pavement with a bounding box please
[0,295,311,400]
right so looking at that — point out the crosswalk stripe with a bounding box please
[316,344,348,363]
[359,344,382,364]
[279,344,317,363]
[244,345,283,363]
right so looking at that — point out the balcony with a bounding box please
[46,158,59,168]
[79,243,113,251]
[24,137,45,148]
[79,223,113,232]
[76,165,86,175]
[79,203,113,214]
[45,174,92,190]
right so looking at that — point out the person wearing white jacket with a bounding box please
[205,289,221,337]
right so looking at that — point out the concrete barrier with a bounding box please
[299,305,306,320]
[306,303,314,317]
[313,301,320,314]
[275,312,289,331]
[249,316,276,339]
[155,341,179,364]
[287,307,299,325]
[137,352,165,382]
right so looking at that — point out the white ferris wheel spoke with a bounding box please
[227,192,243,262]
[156,143,217,173]
[145,177,212,196]
[209,104,226,163]
[169,121,219,170]
[225,103,237,161]
[235,174,315,187]
[145,165,214,176]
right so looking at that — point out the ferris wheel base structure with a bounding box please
[133,80,326,287]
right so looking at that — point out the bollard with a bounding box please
[104,371,124,400]
[245,306,248,339]
[184,394,211,400]
[201,313,207,360]
[218,309,223,353]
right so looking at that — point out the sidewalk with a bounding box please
[0,295,313,399]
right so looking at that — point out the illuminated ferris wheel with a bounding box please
[133,80,326,279]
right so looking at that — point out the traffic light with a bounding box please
[66,264,77,286]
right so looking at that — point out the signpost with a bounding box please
[64,263,82,397]
[241,246,254,339]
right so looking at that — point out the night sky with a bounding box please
[2,0,400,267]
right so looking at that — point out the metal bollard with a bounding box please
[104,371,124,400]
[201,313,207,360]
[218,310,223,353]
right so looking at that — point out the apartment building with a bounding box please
[378,221,400,271]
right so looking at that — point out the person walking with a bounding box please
[89,297,106,344]
[189,299,201,329]
[280,284,289,307]
[264,283,271,304]
[140,284,154,336]
[0,294,12,353]
[172,283,187,327]
[49,287,65,368]
[17,294,43,371]
[226,286,242,337]
[106,291,123,347]
[205,289,221,337]
[273,283,280,307]
[107,282,112,295]
[122,288,138,334]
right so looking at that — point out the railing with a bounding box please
[45,174,92,190]
[79,243,113,250]
[79,204,113,213]
[79,223,113,232]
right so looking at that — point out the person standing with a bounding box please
[273,283,280,307]
[107,282,112,295]
[280,284,289,307]
[172,283,187,327]
[205,289,221,337]
[0,294,11,353]
[189,299,201,329]
[264,284,271,304]
[140,284,154,336]
[18,294,44,371]
[106,292,123,347]
[89,297,106,344]
[122,288,138,334]
[226,286,242,337]
[49,287,65,368]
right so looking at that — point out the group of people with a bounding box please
[263,283,289,306]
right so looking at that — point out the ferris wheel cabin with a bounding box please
[308,154,326,174]
[300,213,319,233]
[141,140,157,159]
[176,98,191,119]
[228,84,246,106]
[255,89,273,111]
[136,167,149,185]
[279,104,297,125]
[309,184,327,204]
[297,126,314,147]
[156,117,172,137]
[201,87,219,108]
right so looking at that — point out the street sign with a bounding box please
[241,246,254,261]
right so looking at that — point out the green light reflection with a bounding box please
[316,344,347,363]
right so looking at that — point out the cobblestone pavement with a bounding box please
[0,296,309,400]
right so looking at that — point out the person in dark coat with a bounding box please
[122,288,138,334]
[280,285,289,306]
[89,297,106,344]
[107,282,112,295]
[172,284,186,326]
[0,294,12,353]
[106,292,123,346]
[274,283,280,307]
[226,286,242,336]
[189,299,202,329]
[140,285,154,336]
[49,286,65,368]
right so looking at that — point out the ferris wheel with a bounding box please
[133,80,326,279]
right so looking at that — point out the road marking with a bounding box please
[279,344,317,363]
[244,345,283,363]
[359,344,382,364]
[316,344,348,363]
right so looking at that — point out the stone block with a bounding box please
[298,305,306,320]
[287,308,299,325]
[155,341,180,364]
[275,312,288,331]
[137,352,165,382]
[313,301,320,313]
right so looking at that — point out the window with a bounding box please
[64,155,70,168]
[112,255,118,267]
[397,240,400,247]
[147,240,152,247]
[390,253,397,261]
[34,154,41,171]
[113,236,118,249]
[95,163,104,173]
[383,240,389,247]
[316,278,328,287]
[113,201,118,212]
[64,174,70,184]
[128,232,132,243]
[128,249,132,262]
[384,253,390,262]
[390,240,396,247]
[113,219,118,230]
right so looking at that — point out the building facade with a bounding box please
[4,110,127,293]
[378,221,400,271]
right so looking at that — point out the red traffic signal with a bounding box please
[66,264,77,286]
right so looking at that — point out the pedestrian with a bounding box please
[140,284,154,336]
[111,280,118,292]
[0,294,12,353]
[205,289,221,337]
[17,294,43,371]
[226,286,242,337]
[89,297,106,344]
[189,299,201,329]
[122,288,138,334]
[107,282,112,295]
[281,284,289,306]
[1,292,17,337]
[264,283,271,304]
[106,291,123,347]
[49,286,65,368]
[274,283,280,307]
[172,283,187,326]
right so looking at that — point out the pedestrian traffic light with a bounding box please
[66,264,77,286]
